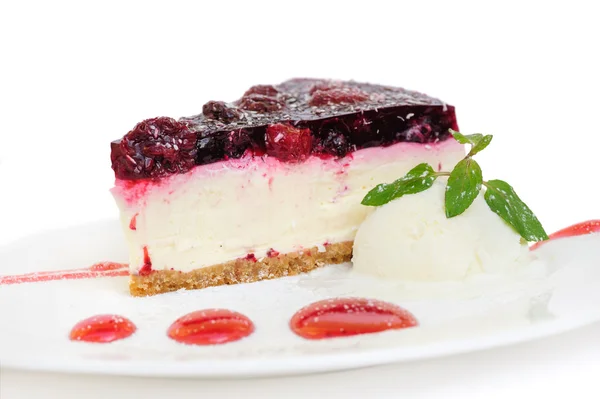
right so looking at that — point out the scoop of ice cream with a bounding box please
[352,181,531,281]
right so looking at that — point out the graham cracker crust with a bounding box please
[129,241,353,296]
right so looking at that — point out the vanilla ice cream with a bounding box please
[352,181,531,281]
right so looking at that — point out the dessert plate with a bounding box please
[1,220,599,378]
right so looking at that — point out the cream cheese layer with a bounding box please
[112,140,464,274]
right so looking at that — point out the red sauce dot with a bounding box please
[167,309,255,345]
[69,314,136,343]
[290,297,418,340]
[266,248,280,258]
[244,253,257,262]
[531,219,600,250]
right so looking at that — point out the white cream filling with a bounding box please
[112,140,465,274]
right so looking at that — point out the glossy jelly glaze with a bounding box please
[111,79,458,180]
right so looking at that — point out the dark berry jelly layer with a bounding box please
[111,79,458,180]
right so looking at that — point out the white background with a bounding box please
[0,0,599,397]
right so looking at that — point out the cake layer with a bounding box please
[129,242,353,296]
[112,139,465,275]
[110,79,458,180]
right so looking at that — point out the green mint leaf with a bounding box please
[468,134,493,156]
[449,129,493,156]
[362,163,437,206]
[483,179,549,242]
[445,158,483,218]
[450,129,483,145]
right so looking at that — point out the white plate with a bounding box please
[1,220,599,378]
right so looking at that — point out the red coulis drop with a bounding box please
[290,297,418,340]
[530,219,600,251]
[69,314,136,343]
[89,261,128,272]
[167,309,255,345]
[0,262,128,285]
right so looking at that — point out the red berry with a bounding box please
[309,80,344,94]
[112,117,197,180]
[265,123,312,162]
[223,130,252,158]
[202,101,242,123]
[239,94,284,112]
[243,85,279,97]
[309,87,370,106]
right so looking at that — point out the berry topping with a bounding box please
[224,130,252,158]
[243,84,279,97]
[202,101,242,123]
[238,94,284,112]
[309,87,370,106]
[111,79,458,180]
[318,128,352,157]
[112,117,197,180]
[309,80,344,94]
[266,123,312,162]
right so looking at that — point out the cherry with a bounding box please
[202,101,242,123]
[265,123,312,162]
[111,79,458,180]
[309,87,370,106]
[309,80,344,94]
[112,117,197,180]
[319,129,351,157]
[243,85,278,97]
[239,94,284,112]
[224,130,252,158]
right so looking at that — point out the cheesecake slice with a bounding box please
[110,79,464,296]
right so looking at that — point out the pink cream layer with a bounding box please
[113,139,462,207]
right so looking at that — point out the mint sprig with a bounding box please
[449,129,493,157]
[361,130,549,242]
